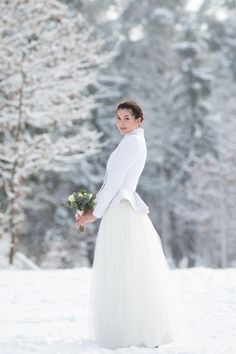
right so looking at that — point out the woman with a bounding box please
[76,101,186,349]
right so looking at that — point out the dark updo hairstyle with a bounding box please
[116,100,144,122]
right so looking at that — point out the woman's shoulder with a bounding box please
[118,134,144,153]
[122,132,145,144]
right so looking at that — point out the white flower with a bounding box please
[68,194,75,203]
[89,193,93,198]
[78,192,83,197]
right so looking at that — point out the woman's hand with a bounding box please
[75,208,97,228]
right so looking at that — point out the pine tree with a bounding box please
[0,0,107,265]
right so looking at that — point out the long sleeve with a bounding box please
[92,135,142,219]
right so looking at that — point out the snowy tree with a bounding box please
[104,0,196,263]
[98,0,236,268]
[184,0,236,267]
[4,0,235,268]
[0,0,110,265]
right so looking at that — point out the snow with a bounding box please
[0,267,235,354]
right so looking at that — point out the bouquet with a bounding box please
[65,188,96,232]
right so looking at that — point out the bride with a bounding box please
[76,100,186,349]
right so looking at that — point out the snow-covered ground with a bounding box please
[0,267,235,354]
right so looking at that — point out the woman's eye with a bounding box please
[115,116,130,120]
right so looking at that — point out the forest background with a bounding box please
[1,0,235,270]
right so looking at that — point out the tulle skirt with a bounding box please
[88,199,186,349]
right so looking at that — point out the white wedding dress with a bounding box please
[88,199,186,349]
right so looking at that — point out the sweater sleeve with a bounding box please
[92,135,141,219]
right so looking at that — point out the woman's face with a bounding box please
[115,108,142,135]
